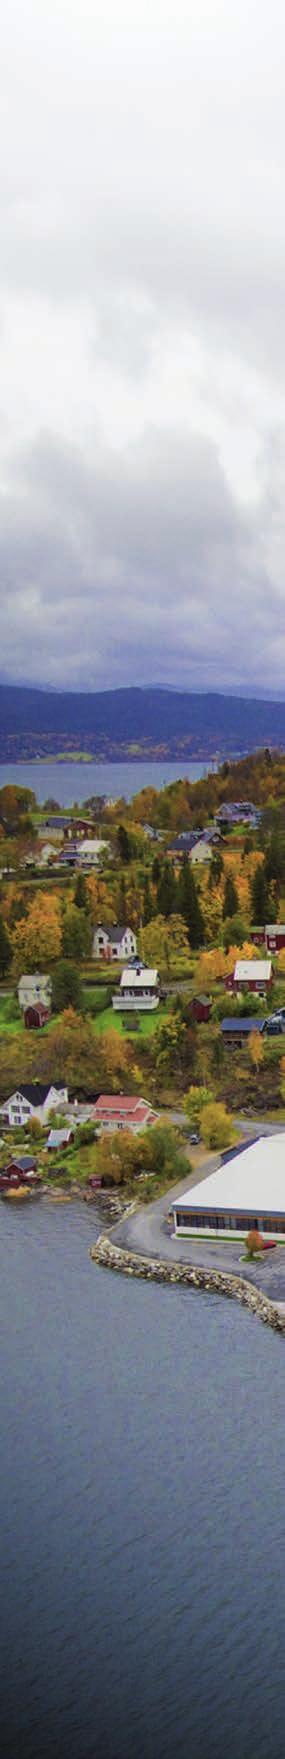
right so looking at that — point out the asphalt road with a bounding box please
[112,1118,285,1304]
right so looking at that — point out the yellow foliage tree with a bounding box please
[248,1030,264,1070]
[12,892,62,976]
[100,1027,131,1083]
[199,1101,237,1150]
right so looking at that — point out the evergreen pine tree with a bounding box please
[143,875,153,924]
[74,871,88,910]
[156,860,177,918]
[222,872,239,919]
[117,824,131,863]
[177,857,205,948]
[250,861,269,925]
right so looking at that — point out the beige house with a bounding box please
[18,973,52,1011]
[190,840,212,865]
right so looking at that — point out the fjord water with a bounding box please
[0,758,207,805]
[2,1202,285,1759]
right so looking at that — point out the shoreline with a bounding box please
[91,1235,285,1334]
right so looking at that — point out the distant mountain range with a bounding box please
[1,683,285,761]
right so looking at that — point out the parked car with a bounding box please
[189,1132,200,1145]
[265,1015,285,1035]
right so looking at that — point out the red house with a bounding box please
[226,959,272,994]
[265,925,285,954]
[92,1095,159,1133]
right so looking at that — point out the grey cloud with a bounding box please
[0,421,283,692]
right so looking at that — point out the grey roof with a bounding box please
[168,833,197,852]
[14,1083,52,1104]
[10,1155,37,1171]
[96,922,132,943]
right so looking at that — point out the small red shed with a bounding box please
[191,995,212,1023]
[24,1004,50,1030]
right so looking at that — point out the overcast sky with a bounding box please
[1,0,285,694]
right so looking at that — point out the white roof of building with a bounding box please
[79,838,108,853]
[265,924,285,934]
[120,967,158,988]
[174,1134,285,1215]
[234,960,271,982]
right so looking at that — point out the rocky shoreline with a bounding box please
[90,1235,285,1333]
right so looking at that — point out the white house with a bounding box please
[112,966,159,1011]
[190,840,212,865]
[93,923,137,961]
[172,1134,285,1240]
[18,973,52,1011]
[76,839,109,868]
[0,1083,68,1128]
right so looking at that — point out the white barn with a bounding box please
[172,1135,285,1240]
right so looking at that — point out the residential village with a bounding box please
[2,753,285,1230]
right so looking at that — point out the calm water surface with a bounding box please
[0,759,207,806]
[2,1199,285,1759]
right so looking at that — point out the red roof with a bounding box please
[93,1095,157,1125]
[94,1095,149,1114]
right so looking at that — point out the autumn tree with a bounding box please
[34,1007,103,1091]
[153,1008,187,1078]
[199,1101,237,1150]
[246,1230,264,1258]
[140,914,189,971]
[248,1030,264,1070]
[184,1084,214,1128]
[100,1027,132,1085]
[12,893,62,976]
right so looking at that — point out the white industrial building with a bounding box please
[172,1134,285,1240]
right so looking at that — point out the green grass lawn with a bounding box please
[0,996,22,1035]
[93,1004,164,1038]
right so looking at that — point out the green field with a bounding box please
[93,1004,163,1038]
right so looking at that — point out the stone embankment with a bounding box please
[90,1235,285,1334]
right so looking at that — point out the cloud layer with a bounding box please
[1,0,285,692]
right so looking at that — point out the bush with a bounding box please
[77,1121,96,1145]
